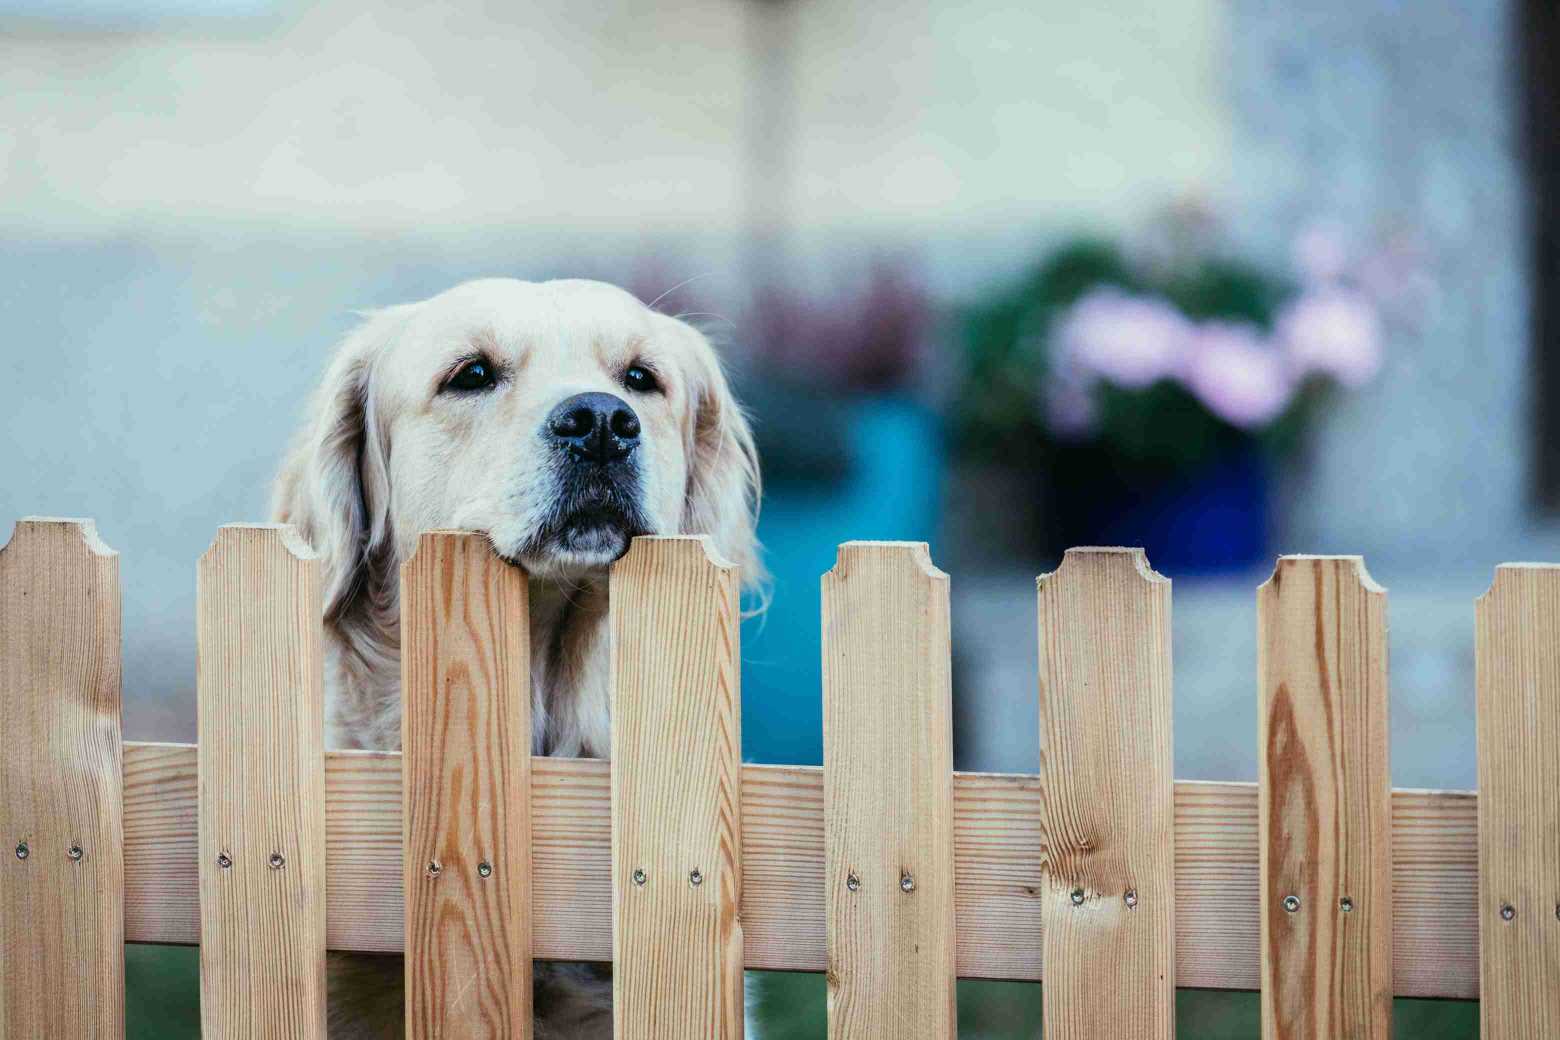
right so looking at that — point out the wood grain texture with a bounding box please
[1258,556,1392,1039]
[610,536,743,1039]
[0,518,123,1037]
[197,524,326,1038]
[402,532,532,1038]
[1036,548,1175,1038]
[1476,564,1560,1036]
[822,542,955,1038]
[117,745,1482,997]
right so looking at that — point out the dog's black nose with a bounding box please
[546,392,640,463]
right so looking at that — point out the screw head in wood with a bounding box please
[845,872,860,892]
[1500,904,1516,922]
[1282,895,1301,913]
[67,844,84,863]
[1070,887,1085,906]
[477,861,492,878]
[689,868,704,887]
[631,868,647,887]
[14,842,28,861]
[268,853,286,870]
[900,873,916,893]
[425,860,441,880]
[216,852,232,869]
[1123,889,1138,909]
[1339,897,1354,913]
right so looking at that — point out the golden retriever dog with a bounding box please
[271,277,761,1037]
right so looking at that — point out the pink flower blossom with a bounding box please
[1292,221,1353,285]
[1043,369,1098,437]
[1180,321,1294,428]
[1055,288,1192,390]
[1276,289,1383,388]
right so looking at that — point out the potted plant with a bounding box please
[954,217,1395,573]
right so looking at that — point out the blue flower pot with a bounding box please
[1054,445,1271,576]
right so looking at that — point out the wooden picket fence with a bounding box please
[0,517,1556,1038]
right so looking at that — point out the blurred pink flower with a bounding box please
[1276,289,1383,388]
[1180,321,1294,428]
[1043,369,1099,437]
[1292,221,1353,285]
[1055,288,1192,389]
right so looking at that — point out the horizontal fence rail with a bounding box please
[118,743,1479,996]
[11,515,1558,1037]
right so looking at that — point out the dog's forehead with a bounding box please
[408,278,655,350]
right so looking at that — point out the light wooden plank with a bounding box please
[118,744,1482,998]
[822,542,955,1038]
[1258,556,1392,1039]
[402,532,532,1038]
[610,536,743,1038]
[0,518,124,1037]
[1036,547,1175,1038]
[1476,564,1560,1035]
[197,524,326,1038]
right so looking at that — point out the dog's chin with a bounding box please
[508,509,643,581]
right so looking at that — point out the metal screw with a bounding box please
[425,860,441,880]
[689,868,704,887]
[268,853,286,870]
[477,861,493,878]
[631,868,647,887]
[845,873,860,892]
[1501,904,1516,922]
[900,873,916,893]
[216,852,232,869]
[14,842,28,861]
[1070,887,1085,906]
[1339,897,1354,914]
[1282,895,1301,914]
[1123,889,1139,909]
[67,845,84,863]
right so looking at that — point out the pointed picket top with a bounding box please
[1038,545,1169,594]
[199,521,316,566]
[0,516,118,559]
[616,532,737,574]
[1259,553,1385,597]
[826,540,948,585]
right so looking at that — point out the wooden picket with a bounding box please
[610,537,744,1038]
[402,532,534,1037]
[1036,548,1176,1038]
[1476,565,1560,1036]
[197,525,327,1038]
[1258,556,1392,1039]
[0,519,124,1038]
[822,542,956,1038]
[9,514,1560,1035]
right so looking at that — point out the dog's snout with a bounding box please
[546,392,640,463]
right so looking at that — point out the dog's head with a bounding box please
[272,278,761,624]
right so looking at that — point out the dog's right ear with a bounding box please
[271,307,407,623]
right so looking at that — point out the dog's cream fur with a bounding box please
[271,278,761,1037]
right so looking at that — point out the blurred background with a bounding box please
[4,0,1550,1035]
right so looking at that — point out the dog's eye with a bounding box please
[623,364,660,394]
[445,357,497,393]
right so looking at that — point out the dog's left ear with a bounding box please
[668,318,764,590]
[271,306,407,625]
